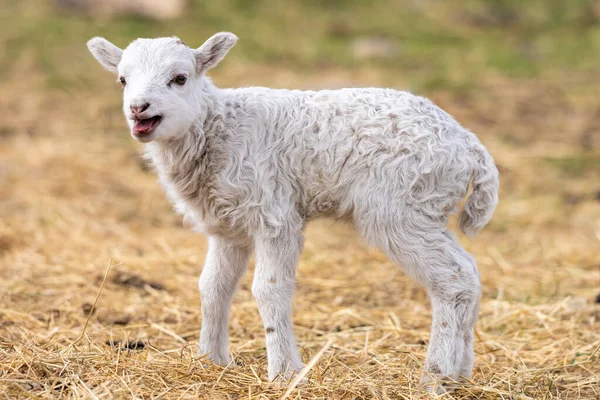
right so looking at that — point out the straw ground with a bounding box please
[1,60,599,398]
[1,1,600,398]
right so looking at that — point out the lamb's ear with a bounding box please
[87,37,123,74]
[194,32,237,74]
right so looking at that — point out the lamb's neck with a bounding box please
[145,124,217,205]
[146,127,207,176]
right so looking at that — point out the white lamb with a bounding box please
[87,32,499,392]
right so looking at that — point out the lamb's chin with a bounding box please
[132,130,157,143]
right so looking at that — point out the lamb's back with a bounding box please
[218,86,475,221]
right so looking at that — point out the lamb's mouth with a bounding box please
[133,116,162,138]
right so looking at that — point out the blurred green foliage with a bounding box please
[1,0,599,90]
[545,155,600,176]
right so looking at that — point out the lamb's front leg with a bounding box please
[198,236,251,366]
[252,232,304,381]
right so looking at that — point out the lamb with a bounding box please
[87,32,499,393]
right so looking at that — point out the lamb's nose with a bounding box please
[131,102,150,114]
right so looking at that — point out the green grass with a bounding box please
[545,155,600,176]
[2,0,600,91]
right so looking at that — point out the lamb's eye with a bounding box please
[172,75,187,86]
[119,77,127,86]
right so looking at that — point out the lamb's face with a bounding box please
[87,33,238,143]
[117,38,198,142]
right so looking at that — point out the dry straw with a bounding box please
[0,63,598,398]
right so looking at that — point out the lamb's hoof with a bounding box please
[270,368,307,387]
[197,350,232,369]
[419,372,454,395]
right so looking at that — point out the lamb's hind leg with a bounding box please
[457,248,481,380]
[358,212,481,393]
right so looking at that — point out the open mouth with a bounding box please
[133,116,162,138]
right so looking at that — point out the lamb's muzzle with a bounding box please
[86,31,499,394]
[133,116,162,135]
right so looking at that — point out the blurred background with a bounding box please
[0,0,598,398]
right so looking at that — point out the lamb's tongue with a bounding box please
[134,118,155,132]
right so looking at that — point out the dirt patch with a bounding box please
[110,271,166,291]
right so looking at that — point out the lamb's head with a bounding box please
[87,32,237,143]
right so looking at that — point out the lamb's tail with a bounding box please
[459,144,499,238]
